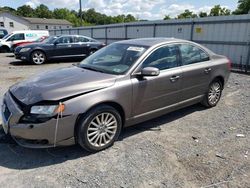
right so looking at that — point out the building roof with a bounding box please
[0,10,72,25]
[23,17,72,25]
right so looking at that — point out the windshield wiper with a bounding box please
[79,65,105,73]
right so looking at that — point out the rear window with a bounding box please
[179,44,209,65]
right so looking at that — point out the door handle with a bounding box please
[204,68,211,74]
[170,75,180,82]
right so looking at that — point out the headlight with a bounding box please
[20,48,31,53]
[30,105,58,115]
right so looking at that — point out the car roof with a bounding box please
[11,30,49,33]
[57,34,91,38]
[116,38,188,47]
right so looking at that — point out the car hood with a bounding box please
[10,66,117,105]
[20,42,50,48]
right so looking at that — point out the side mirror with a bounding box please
[54,41,59,45]
[140,67,160,77]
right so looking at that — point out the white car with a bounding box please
[0,30,49,52]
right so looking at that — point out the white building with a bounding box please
[0,11,72,33]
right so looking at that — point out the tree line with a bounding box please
[165,0,250,19]
[0,5,137,27]
[0,0,250,26]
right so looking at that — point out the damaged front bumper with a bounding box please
[1,91,77,148]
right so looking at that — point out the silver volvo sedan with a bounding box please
[1,38,231,152]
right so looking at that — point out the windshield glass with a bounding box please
[2,33,11,40]
[35,36,47,42]
[79,43,148,75]
[43,36,58,43]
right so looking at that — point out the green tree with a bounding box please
[53,8,71,19]
[0,6,16,13]
[53,8,81,26]
[233,0,250,14]
[199,11,208,17]
[34,4,53,18]
[82,8,136,25]
[209,5,231,16]
[124,14,136,22]
[164,15,171,20]
[16,5,34,17]
[177,10,198,19]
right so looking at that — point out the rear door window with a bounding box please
[178,44,209,66]
[56,36,73,44]
[78,36,89,42]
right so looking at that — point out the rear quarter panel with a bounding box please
[210,54,231,86]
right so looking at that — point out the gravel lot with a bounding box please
[0,53,249,188]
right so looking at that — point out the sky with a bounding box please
[0,0,239,20]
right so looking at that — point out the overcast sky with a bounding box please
[1,0,238,20]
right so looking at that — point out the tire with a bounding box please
[76,105,122,152]
[31,50,46,65]
[202,79,223,108]
[1,46,10,53]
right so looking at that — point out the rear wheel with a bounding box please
[202,79,222,107]
[77,105,122,152]
[31,50,46,65]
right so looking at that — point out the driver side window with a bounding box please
[7,33,25,41]
[142,45,179,70]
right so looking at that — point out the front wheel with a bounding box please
[77,105,122,152]
[202,80,222,107]
[31,51,46,65]
[0,46,10,53]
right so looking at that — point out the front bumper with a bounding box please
[14,51,30,61]
[1,91,77,148]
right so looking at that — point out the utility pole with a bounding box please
[79,0,83,26]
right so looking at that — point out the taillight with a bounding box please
[227,57,232,70]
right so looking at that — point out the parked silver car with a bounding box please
[1,38,231,152]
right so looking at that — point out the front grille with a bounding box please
[3,102,11,121]
[9,91,29,114]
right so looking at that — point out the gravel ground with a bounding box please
[0,53,249,188]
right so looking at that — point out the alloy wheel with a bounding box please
[32,52,45,64]
[87,112,118,148]
[208,82,221,105]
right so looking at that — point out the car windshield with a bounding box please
[43,36,58,44]
[79,43,148,75]
[2,33,11,40]
[34,36,47,42]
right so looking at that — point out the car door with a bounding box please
[73,36,89,56]
[178,43,212,102]
[131,44,183,117]
[52,36,74,58]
